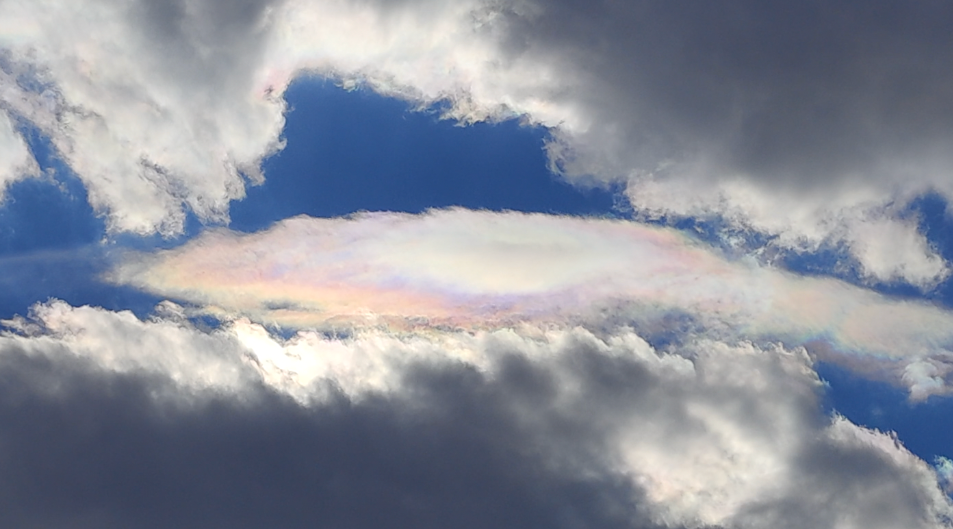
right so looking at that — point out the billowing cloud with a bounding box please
[492,0,953,286]
[1,298,951,528]
[0,0,286,235]
[3,1,953,281]
[111,209,953,399]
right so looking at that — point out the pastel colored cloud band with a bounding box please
[112,209,953,398]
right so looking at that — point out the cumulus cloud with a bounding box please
[0,0,286,234]
[3,0,953,281]
[5,3,953,526]
[112,209,953,398]
[1,298,951,528]
[494,0,953,285]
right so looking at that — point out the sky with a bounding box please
[2,1,953,527]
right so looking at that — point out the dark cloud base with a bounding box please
[0,350,658,529]
[1,325,950,528]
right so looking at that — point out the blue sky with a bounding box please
[3,2,953,528]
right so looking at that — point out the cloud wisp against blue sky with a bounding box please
[2,1,953,528]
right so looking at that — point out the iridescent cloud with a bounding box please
[111,209,953,398]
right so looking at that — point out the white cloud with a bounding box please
[0,0,286,235]
[2,299,951,528]
[1,300,255,398]
[111,209,953,398]
[0,108,37,191]
[625,172,950,287]
[3,1,952,282]
[844,215,949,286]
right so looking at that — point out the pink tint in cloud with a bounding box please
[111,209,953,398]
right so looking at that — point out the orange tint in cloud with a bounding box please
[111,209,953,398]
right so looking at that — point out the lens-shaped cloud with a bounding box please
[111,209,953,398]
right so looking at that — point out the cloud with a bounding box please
[4,1,953,282]
[0,0,286,235]
[111,209,953,398]
[482,0,953,286]
[0,108,37,190]
[1,299,951,528]
[4,3,953,526]
[0,327,647,529]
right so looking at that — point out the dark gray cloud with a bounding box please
[0,304,950,528]
[498,0,953,187]
[0,347,655,529]
[476,0,953,284]
[128,0,282,84]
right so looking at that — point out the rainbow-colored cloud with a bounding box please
[112,209,953,398]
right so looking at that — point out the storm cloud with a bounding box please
[1,301,951,528]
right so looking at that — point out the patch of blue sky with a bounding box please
[229,78,620,232]
[911,192,953,307]
[0,125,162,321]
[0,125,103,255]
[818,361,953,468]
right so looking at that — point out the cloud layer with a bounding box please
[4,3,953,526]
[112,209,953,399]
[2,299,951,528]
[3,0,953,281]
